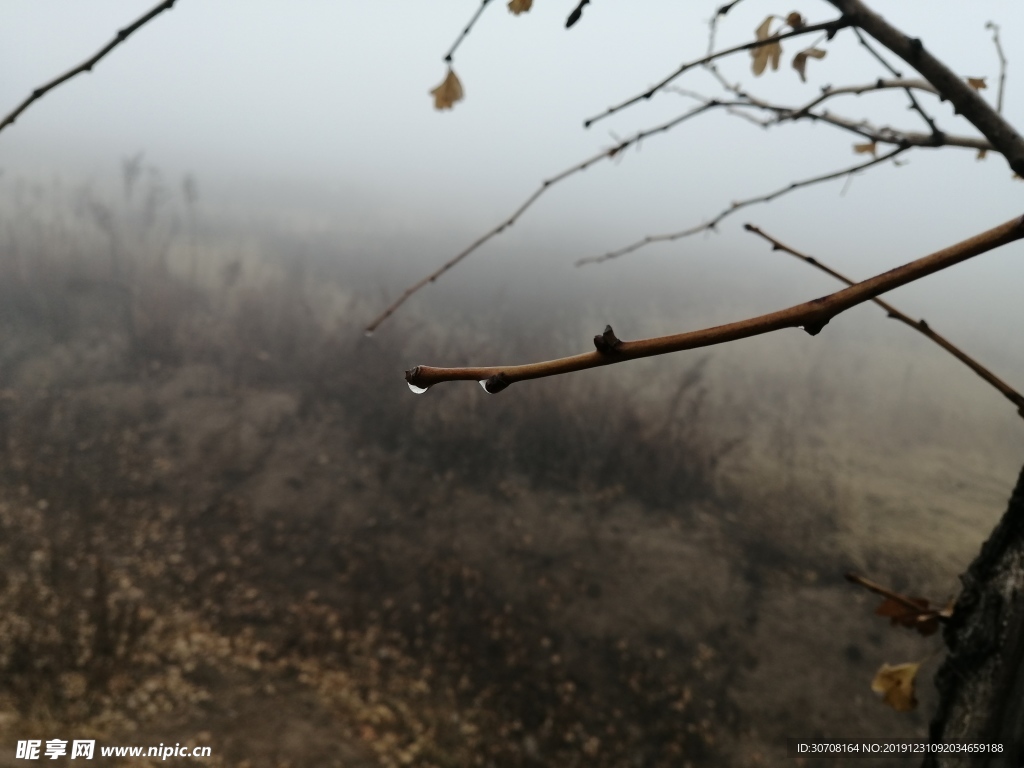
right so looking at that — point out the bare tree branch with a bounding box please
[986,21,1007,115]
[364,100,719,333]
[0,0,179,135]
[706,0,750,56]
[670,86,990,152]
[406,215,1024,392]
[850,27,944,138]
[576,146,909,267]
[443,0,496,63]
[786,78,938,117]
[744,223,1024,418]
[824,0,1024,175]
[582,17,851,129]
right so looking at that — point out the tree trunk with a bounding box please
[926,462,1024,768]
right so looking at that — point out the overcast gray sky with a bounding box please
[2,1,1023,362]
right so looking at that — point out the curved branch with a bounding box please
[583,17,851,129]
[364,101,718,333]
[744,223,1024,418]
[406,215,1024,391]
[0,0,179,135]
[825,0,1024,175]
[577,145,909,266]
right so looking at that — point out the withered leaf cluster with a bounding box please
[751,12,827,81]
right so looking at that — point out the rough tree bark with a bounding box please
[926,463,1024,767]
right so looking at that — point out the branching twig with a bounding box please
[577,146,909,267]
[444,0,496,63]
[824,0,1024,175]
[986,22,1007,115]
[405,215,1024,392]
[583,17,851,129]
[851,27,944,139]
[0,0,179,135]
[667,85,989,152]
[744,223,1024,418]
[707,0,750,56]
[786,78,938,118]
[364,100,718,333]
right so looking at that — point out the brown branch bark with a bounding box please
[405,214,1024,392]
[824,0,1024,175]
[743,224,1024,418]
[0,0,179,135]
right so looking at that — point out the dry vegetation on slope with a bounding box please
[0,174,1021,766]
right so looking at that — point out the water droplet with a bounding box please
[408,382,429,394]
[479,373,511,394]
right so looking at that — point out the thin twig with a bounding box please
[405,215,1024,391]
[851,27,943,139]
[845,573,951,620]
[444,0,496,63]
[787,78,938,118]
[364,101,718,333]
[0,0,179,135]
[666,85,989,152]
[583,17,851,129]
[744,223,1024,418]
[577,146,909,267]
[707,0,750,56]
[986,22,1007,115]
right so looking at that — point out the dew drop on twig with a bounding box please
[408,382,429,394]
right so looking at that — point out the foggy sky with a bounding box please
[2,1,1023,366]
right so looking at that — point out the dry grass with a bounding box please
[0,170,1019,766]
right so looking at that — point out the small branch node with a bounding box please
[593,325,623,354]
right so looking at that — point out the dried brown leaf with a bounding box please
[853,142,877,156]
[792,47,826,82]
[977,148,988,160]
[786,12,805,29]
[871,662,920,712]
[751,17,783,77]
[430,68,464,111]
[508,0,533,14]
[966,76,988,90]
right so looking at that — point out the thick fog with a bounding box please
[3,2,1024,341]
[4,4,1024,763]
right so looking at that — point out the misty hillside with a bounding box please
[1,173,1022,767]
